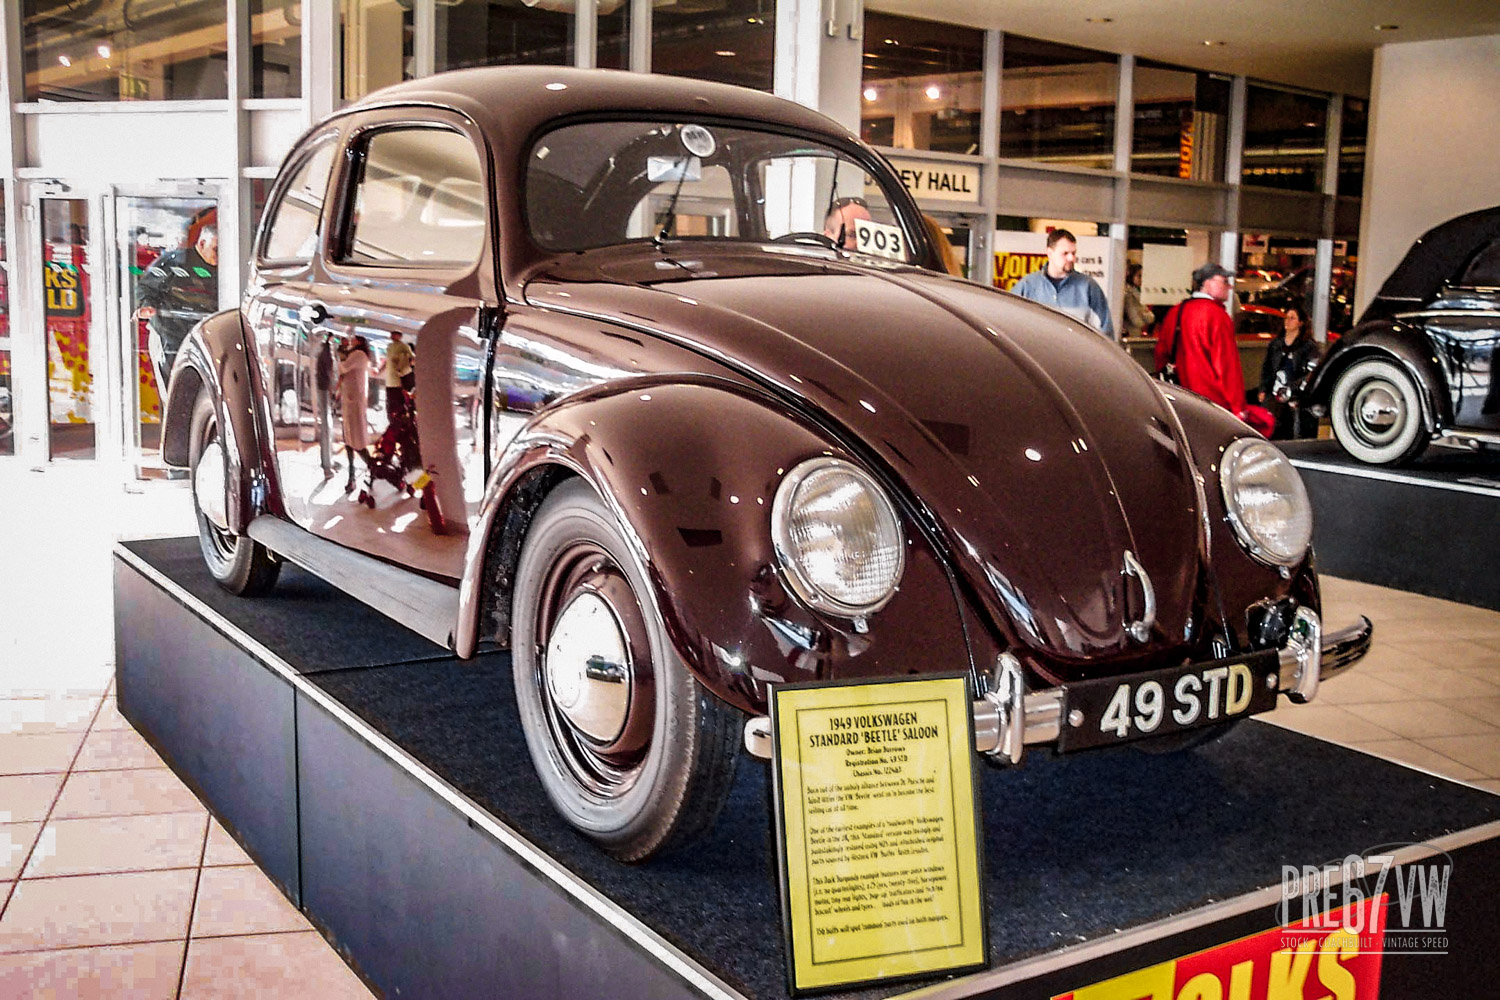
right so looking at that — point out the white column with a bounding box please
[976,29,1001,287]
[630,0,651,72]
[575,0,598,69]
[225,0,252,305]
[303,0,339,122]
[773,0,861,132]
[413,0,437,78]
[1312,94,1343,343]
[1106,53,1134,342]
[1218,75,1247,270]
[0,0,34,462]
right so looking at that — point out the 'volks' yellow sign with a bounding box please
[771,675,986,994]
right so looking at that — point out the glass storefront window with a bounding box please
[435,0,574,72]
[1132,60,1231,182]
[22,1,228,102]
[1338,97,1367,199]
[1242,85,1328,192]
[342,0,413,102]
[1000,35,1117,170]
[251,0,302,99]
[598,0,630,70]
[42,198,95,459]
[651,0,774,92]
[119,197,219,475]
[861,13,983,155]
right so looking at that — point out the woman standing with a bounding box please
[1258,305,1320,439]
[337,336,373,493]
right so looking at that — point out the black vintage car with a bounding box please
[1306,206,1500,464]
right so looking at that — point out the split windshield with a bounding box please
[525,119,915,264]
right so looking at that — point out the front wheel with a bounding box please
[189,391,280,595]
[1329,357,1430,465]
[512,478,741,862]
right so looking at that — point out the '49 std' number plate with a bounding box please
[1056,651,1280,753]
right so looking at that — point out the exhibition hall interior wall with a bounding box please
[1359,32,1500,314]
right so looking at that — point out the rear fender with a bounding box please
[162,310,273,534]
[457,376,971,715]
[1304,321,1451,428]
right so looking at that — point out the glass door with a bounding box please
[112,190,220,477]
[38,195,97,460]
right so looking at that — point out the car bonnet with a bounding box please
[525,248,1207,675]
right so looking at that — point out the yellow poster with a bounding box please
[772,676,986,993]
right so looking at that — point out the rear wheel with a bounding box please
[189,391,280,595]
[512,478,741,862]
[1329,358,1429,465]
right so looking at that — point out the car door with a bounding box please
[290,111,495,582]
[243,132,341,526]
[1415,240,1500,431]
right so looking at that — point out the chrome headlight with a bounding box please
[1220,439,1313,567]
[771,458,905,616]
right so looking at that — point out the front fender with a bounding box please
[1161,387,1319,649]
[457,376,972,715]
[161,310,269,534]
[1303,321,1451,428]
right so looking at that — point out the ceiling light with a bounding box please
[1086,17,1113,23]
[1203,40,1226,46]
[884,38,898,45]
[97,45,111,59]
[863,87,878,102]
[1374,23,1400,31]
[58,54,71,66]
[925,84,941,100]
[545,82,567,91]
[715,50,735,57]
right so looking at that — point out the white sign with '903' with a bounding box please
[853,218,906,261]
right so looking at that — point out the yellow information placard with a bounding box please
[771,675,987,994]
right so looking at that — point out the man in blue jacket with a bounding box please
[1010,228,1115,338]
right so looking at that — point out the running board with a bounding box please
[246,516,458,651]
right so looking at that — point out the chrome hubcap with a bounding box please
[1351,381,1404,443]
[194,439,230,531]
[545,592,632,744]
[535,545,656,798]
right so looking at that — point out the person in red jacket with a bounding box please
[1155,262,1252,418]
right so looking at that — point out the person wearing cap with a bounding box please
[1154,262,1255,422]
[1009,228,1115,338]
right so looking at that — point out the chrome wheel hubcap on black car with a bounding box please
[1351,380,1404,444]
[535,544,656,799]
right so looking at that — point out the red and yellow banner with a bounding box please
[1055,897,1386,1000]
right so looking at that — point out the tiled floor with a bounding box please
[1,462,1497,996]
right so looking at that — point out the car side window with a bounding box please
[262,141,337,264]
[337,127,486,267]
[1458,240,1500,288]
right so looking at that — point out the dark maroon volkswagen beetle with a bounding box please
[163,67,1371,861]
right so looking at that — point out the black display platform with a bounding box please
[1283,440,1500,611]
[115,537,1500,999]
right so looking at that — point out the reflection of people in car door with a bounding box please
[337,336,372,495]
[138,224,218,392]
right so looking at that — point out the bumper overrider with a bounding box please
[742,610,1373,761]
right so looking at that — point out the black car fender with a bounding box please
[1302,320,1451,428]
[456,375,972,715]
[162,310,277,534]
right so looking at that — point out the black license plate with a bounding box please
[1057,650,1280,753]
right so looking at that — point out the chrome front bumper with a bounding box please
[742,612,1373,762]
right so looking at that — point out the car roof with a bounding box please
[350,65,859,153]
[1365,204,1500,322]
